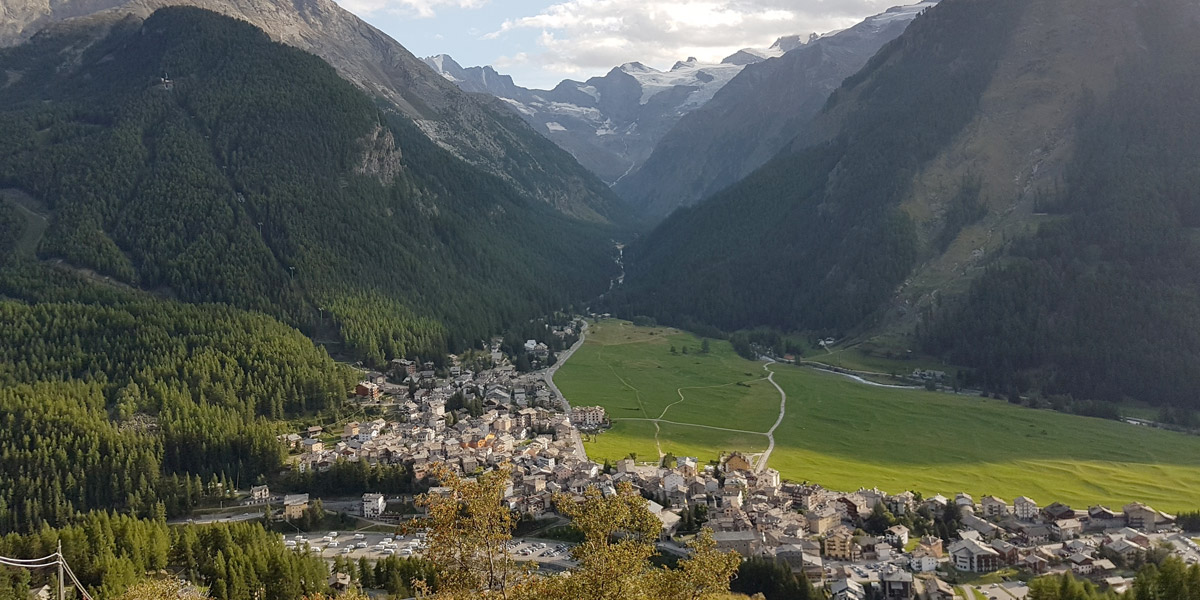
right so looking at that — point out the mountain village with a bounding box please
[262,321,1196,600]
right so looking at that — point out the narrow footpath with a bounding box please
[756,359,788,473]
[543,320,589,458]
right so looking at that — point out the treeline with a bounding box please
[923,0,1200,409]
[0,6,618,364]
[0,298,354,417]
[1029,556,1200,599]
[0,379,283,533]
[609,0,1026,337]
[278,459,420,497]
[729,329,806,361]
[0,516,328,600]
[329,555,437,598]
[730,557,816,600]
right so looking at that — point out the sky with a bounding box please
[330,0,913,89]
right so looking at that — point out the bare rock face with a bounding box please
[0,0,626,224]
[356,124,404,184]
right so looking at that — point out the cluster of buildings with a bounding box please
[270,323,1194,599]
[280,378,1192,599]
[590,452,1188,600]
[282,345,609,520]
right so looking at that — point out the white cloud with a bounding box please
[338,0,489,18]
[494,52,531,69]
[487,0,900,75]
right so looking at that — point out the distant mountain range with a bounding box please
[420,3,934,219]
[616,2,938,219]
[422,36,815,186]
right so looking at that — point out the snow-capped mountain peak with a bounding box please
[418,2,936,187]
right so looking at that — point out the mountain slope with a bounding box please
[0,6,618,361]
[614,2,936,219]
[922,0,1200,408]
[610,0,1024,332]
[0,0,629,224]
[422,48,796,186]
[612,0,1200,410]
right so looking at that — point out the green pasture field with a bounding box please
[558,320,1200,513]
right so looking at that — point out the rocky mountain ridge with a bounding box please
[615,1,937,219]
[0,0,628,224]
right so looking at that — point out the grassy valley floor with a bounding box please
[557,320,1200,513]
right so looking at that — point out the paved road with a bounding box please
[541,320,589,458]
[171,511,263,526]
[756,359,787,473]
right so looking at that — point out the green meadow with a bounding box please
[557,320,1200,513]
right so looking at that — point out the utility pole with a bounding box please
[57,540,64,600]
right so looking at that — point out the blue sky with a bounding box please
[331,0,906,89]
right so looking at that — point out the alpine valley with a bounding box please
[607,0,1200,412]
[4,0,1200,599]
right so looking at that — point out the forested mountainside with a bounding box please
[0,253,356,533]
[921,0,1200,407]
[0,0,629,224]
[610,0,1026,331]
[0,7,618,361]
[614,2,934,220]
[612,0,1200,410]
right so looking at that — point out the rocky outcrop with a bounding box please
[356,125,404,184]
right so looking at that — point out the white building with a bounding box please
[1014,496,1039,520]
[250,484,270,502]
[363,493,386,519]
[570,405,607,428]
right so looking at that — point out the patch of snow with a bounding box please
[545,122,567,132]
[544,102,605,121]
[499,97,536,117]
[577,85,600,101]
[856,1,939,32]
[619,60,746,106]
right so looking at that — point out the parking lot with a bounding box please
[506,539,577,569]
[285,530,427,560]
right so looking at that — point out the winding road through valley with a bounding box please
[602,356,791,470]
[756,359,787,473]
